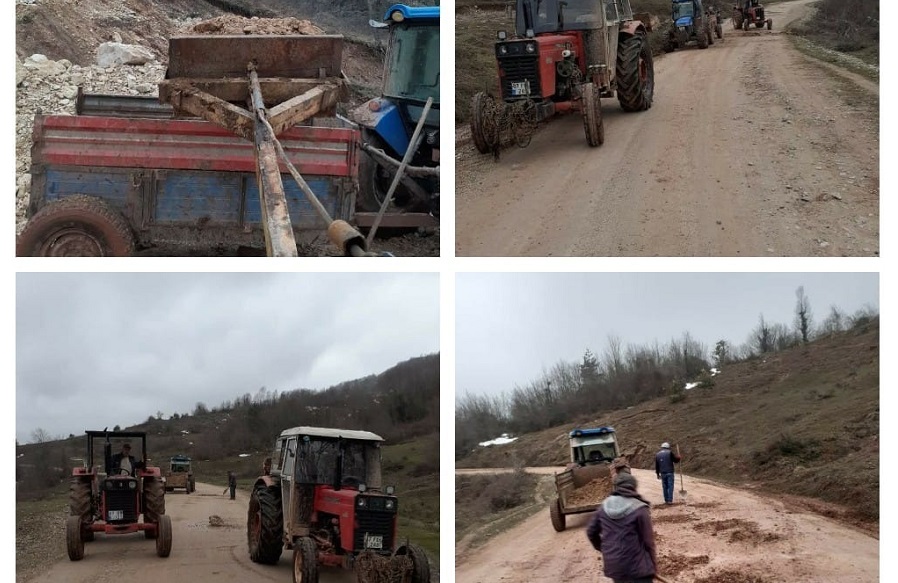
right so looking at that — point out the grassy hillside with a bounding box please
[457,321,879,526]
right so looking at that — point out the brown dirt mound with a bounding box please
[695,570,772,583]
[658,552,710,577]
[566,476,612,506]
[653,513,698,524]
[183,15,323,35]
[694,518,782,544]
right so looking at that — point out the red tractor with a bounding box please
[470,0,654,154]
[733,0,772,30]
[247,426,429,583]
[67,430,172,560]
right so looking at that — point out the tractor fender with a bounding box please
[349,98,410,157]
[73,467,94,477]
[619,20,648,38]
[141,466,162,478]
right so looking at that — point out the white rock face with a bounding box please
[23,54,68,76]
[96,42,156,67]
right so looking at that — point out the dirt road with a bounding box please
[455,468,878,582]
[27,482,355,583]
[455,0,879,256]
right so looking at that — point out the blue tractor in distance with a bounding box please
[351,4,440,218]
[663,0,721,52]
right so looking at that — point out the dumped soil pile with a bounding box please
[695,570,772,583]
[182,15,324,35]
[565,476,611,506]
[657,552,710,578]
[653,512,698,525]
[694,518,782,544]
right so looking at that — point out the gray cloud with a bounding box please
[16,272,439,443]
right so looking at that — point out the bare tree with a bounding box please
[604,334,624,379]
[30,428,52,444]
[794,286,813,344]
[819,305,845,337]
[753,314,774,354]
[713,340,729,368]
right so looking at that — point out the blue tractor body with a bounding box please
[664,0,716,51]
[351,4,440,215]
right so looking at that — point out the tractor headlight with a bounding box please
[525,43,536,53]
[385,499,395,510]
[499,45,508,55]
[357,497,367,508]
[129,481,136,490]
[390,10,404,22]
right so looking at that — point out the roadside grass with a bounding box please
[788,35,878,83]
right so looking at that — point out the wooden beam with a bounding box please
[159,78,340,106]
[158,83,255,140]
[267,84,342,137]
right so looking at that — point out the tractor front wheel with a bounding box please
[549,498,566,532]
[707,23,714,45]
[16,195,134,257]
[397,543,431,583]
[580,83,604,147]
[616,31,654,112]
[716,23,723,38]
[66,515,85,561]
[471,92,499,155]
[292,537,319,583]
[767,19,773,30]
[156,514,173,557]
[248,485,284,564]
[69,477,94,542]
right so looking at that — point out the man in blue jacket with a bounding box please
[586,472,658,583]
[655,442,681,504]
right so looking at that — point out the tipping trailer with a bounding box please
[550,427,624,532]
[17,34,434,257]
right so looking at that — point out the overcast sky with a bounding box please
[16,273,439,444]
[456,273,878,397]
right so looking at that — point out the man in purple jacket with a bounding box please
[586,472,657,583]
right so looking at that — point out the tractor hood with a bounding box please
[675,16,694,26]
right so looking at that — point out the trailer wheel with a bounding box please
[397,543,431,583]
[292,537,318,583]
[549,498,566,532]
[144,477,165,539]
[248,485,283,564]
[156,514,173,558]
[16,195,134,257]
[66,515,85,561]
[580,83,604,147]
[470,92,499,155]
[616,31,654,112]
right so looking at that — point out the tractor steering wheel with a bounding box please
[116,468,133,477]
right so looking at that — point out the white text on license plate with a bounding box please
[364,533,383,549]
[511,81,529,96]
[108,510,124,520]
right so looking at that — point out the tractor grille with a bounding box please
[353,510,395,553]
[499,56,541,100]
[105,490,138,523]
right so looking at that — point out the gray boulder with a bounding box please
[96,42,156,67]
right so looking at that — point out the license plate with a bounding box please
[363,533,383,549]
[108,510,124,520]
[511,81,529,96]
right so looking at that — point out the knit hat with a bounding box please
[614,472,637,488]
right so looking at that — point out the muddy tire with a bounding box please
[716,22,723,38]
[16,195,134,257]
[743,19,749,31]
[616,31,654,112]
[397,544,430,583]
[549,498,566,532]
[767,19,772,30]
[248,484,284,564]
[707,23,714,45]
[156,514,173,558]
[69,476,93,541]
[471,92,498,155]
[144,477,165,539]
[189,477,195,493]
[580,83,604,147]
[697,21,709,49]
[292,537,318,583]
[66,515,85,561]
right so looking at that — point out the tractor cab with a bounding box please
[569,427,620,466]
[672,0,703,26]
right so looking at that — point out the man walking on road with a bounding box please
[586,472,658,583]
[227,471,237,500]
[655,442,681,504]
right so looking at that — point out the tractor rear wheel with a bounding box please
[357,132,418,213]
[144,477,165,539]
[292,537,319,583]
[66,515,85,561]
[248,484,284,564]
[397,543,431,583]
[471,92,499,155]
[156,514,173,558]
[16,195,134,257]
[549,498,566,532]
[580,83,604,147]
[616,31,654,112]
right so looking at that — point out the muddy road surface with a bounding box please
[27,482,355,583]
[455,468,878,582]
[455,0,878,256]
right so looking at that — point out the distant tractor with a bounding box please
[164,454,195,494]
[247,426,430,583]
[67,430,172,560]
[550,427,629,532]
[352,4,440,216]
[470,0,654,153]
[663,0,716,51]
[733,0,772,30]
